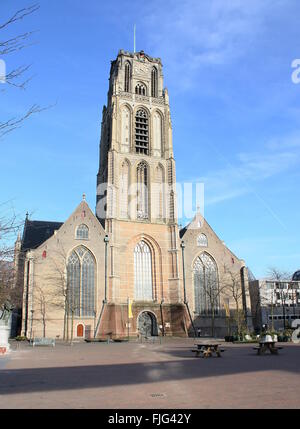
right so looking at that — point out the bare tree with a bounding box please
[44,246,82,343]
[223,268,246,337]
[0,3,51,138]
[203,271,227,337]
[34,286,46,337]
[0,202,24,309]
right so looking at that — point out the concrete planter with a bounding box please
[0,325,10,353]
[0,309,12,354]
[261,334,273,343]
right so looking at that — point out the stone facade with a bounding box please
[16,50,252,340]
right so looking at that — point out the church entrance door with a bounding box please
[77,324,84,337]
[138,311,158,337]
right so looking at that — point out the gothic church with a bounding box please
[16,50,251,339]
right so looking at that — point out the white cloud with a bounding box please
[144,0,285,89]
[193,133,300,207]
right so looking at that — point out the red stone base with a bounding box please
[95,302,188,338]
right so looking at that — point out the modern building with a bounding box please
[249,279,300,331]
[15,50,252,340]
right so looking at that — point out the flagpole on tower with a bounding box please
[134,24,136,53]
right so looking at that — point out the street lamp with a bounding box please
[30,309,34,343]
[180,241,186,304]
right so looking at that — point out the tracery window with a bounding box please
[137,161,149,219]
[76,224,89,240]
[194,252,219,315]
[197,233,208,247]
[151,67,158,97]
[135,109,149,155]
[67,246,95,317]
[134,240,153,301]
[135,83,147,96]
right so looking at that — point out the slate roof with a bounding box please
[292,270,300,281]
[21,219,63,251]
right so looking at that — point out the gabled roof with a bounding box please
[21,219,63,251]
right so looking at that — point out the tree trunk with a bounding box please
[71,310,74,344]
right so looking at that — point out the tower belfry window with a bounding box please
[135,109,149,155]
[135,83,147,96]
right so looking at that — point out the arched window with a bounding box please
[67,246,95,317]
[194,252,219,315]
[134,240,153,301]
[137,161,148,219]
[76,224,89,240]
[151,67,158,97]
[135,109,149,155]
[197,233,208,247]
[135,82,147,96]
[124,61,131,92]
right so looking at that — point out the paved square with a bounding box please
[0,339,300,409]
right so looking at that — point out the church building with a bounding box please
[15,50,252,340]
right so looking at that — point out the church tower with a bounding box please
[96,50,186,337]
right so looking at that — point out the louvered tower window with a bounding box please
[135,109,149,155]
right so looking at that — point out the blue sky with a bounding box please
[1,0,300,278]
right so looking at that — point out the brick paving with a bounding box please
[0,338,299,409]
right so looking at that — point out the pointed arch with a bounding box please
[135,108,149,155]
[135,82,147,96]
[197,233,208,247]
[67,246,96,317]
[134,240,153,301]
[193,252,219,315]
[76,224,89,240]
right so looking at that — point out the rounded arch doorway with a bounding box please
[137,311,158,337]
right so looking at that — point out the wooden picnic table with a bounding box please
[192,343,224,358]
[254,341,283,355]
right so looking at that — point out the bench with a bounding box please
[32,338,55,347]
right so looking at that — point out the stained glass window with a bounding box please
[134,241,153,301]
[197,233,208,247]
[194,252,219,315]
[76,224,89,240]
[67,246,95,317]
